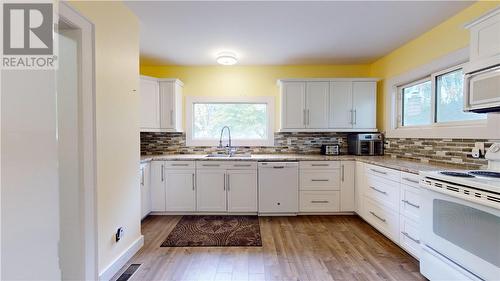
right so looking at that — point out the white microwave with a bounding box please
[464,64,500,113]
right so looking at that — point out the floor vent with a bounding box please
[116,264,141,281]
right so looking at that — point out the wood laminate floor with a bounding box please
[112,215,425,281]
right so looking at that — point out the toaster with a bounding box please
[321,144,340,155]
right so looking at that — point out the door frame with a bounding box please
[58,3,97,280]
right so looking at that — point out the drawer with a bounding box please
[300,191,340,212]
[363,197,399,243]
[300,170,340,191]
[400,184,421,221]
[399,215,421,259]
[165,161,195,169]
[365,164,400,183]
[400,172,421,188]
[196,161,227,169]
[300,161,340,170]
[365,174,400,211]
[227,162,257,170]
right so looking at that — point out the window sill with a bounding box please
[186,139,275,147]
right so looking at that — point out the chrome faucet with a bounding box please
[218,126,236,156]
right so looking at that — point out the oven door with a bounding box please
[464,65,500,113]
[421,188,500,281]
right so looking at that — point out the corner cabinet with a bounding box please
[279,78,378,132]
[140,76,183,132]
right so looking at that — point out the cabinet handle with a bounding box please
[223,173,226,191]
[369,186,387,195]
[161,164,164,181]
[141,168,144,186]
[192,173,195,190]
[350,109,354,125]
[402,177,419,184]
[227,174,230,191]
[202,164,220,167]
[273,166,285,169]
[401,231,420,244]
[341,164,345,182]
[369,211,386,222]
[353,109,357,125]
[402,200,420,209]
[234,164,251,167]
[311,164,329,167]
[311,179,329,182]
[171,163,189,167]
[370,168,387,175]
[311,200,329,204]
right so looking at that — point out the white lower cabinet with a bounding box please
[363,196,400,242]
[196,169,227,212]
[165,169,196,212]
[300,191,340,212]
[150,161,166,212]
[140,162,151,219]
[227,169,258,212]
[399,215,421,258]
[340,161,355,212]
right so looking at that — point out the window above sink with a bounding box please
[185,96,275,147]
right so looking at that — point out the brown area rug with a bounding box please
[161,215,262,247]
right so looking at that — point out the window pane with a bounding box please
[402,80,432,126]
[436,69,486,122]
[193,103,267,140]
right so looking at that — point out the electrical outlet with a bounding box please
[116,227,124,242]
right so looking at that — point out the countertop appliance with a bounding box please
[419,143,500,281]
[258,162,298,214]
[348,133,384,156]
[321,144,340,155]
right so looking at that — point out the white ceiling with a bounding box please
[126,1,473,66]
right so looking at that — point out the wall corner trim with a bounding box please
[98,235,144,281]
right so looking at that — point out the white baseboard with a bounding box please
[98,235,144,281]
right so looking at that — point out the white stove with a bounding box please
[419,143,500,281]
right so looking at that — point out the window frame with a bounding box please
[396,63,486,129]
[185,96,275,147]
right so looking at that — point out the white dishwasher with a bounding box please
[258,162,299,215]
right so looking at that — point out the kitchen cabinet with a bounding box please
[465,8,500,73]
[140,76,183,132]
[140,162,151,219]
[354,161,365,215]
[340,161,355,212]
[279,78,377,132]
[196,161,258,213]
[150,161,166,211]
[299,161,340,212]
[165,163,196,212]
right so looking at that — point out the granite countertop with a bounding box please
[141,153,468,174]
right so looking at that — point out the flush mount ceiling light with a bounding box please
[216,52,238,65]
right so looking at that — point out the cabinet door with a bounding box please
[196,169,227,212]
[140,163,151,218]
[150,161,166,212]
[140,79,160,129]
[159,81,175,129]
[165,170,196,211]
[329,81,353,128]
[355,161,365,215]
[306,82,329,128]
[340,161,355,212]
[352,81,376,129]
[227,170,257,212]
[282,82,306,129]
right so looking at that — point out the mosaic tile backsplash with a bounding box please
[140,132,496,169]
[140,132,348,155]
[384,138,496,169]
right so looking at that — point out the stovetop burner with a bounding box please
[439,171,475,178]
[469,171,500,178]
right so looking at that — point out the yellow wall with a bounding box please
[371,1,500,130]
[141,65,373,127]
[68,1,141,276]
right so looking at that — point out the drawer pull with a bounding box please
[401,231,420,244]
[171,163,189,167]
[311,200,329,204]
[369,211,386,222]
[311,179,329,182]
[192,173,195,190]
[273,166,285,169]
[402,177,419,184]
[234,164,252,167]
[311,164,329,167]
[402,200,420,209]
[369,186,387,195]
[370,168,387,175]
[202,164,220,167]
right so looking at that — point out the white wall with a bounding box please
[1,69,61,280]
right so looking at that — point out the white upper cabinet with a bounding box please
[280,78,377,132]
[140,76,183,132]
[352,81,377,129]
[329,81,353,128]
[140,78,160,129]
[306,82,330,128]
[282,82,306,129]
